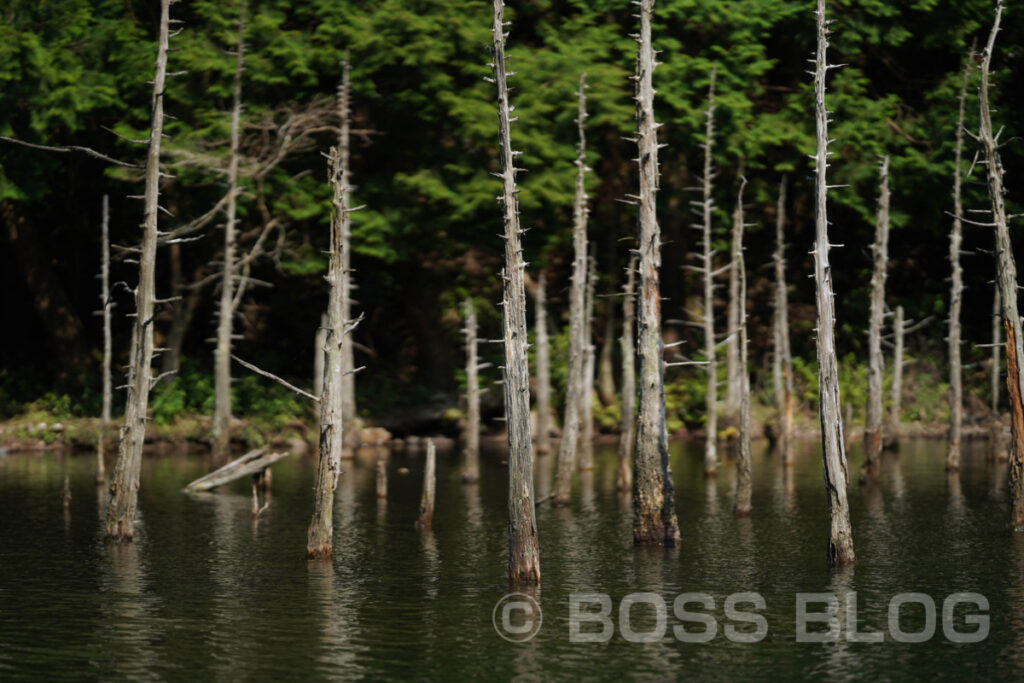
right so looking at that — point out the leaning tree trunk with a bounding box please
[862,156,890,484]
[307,146,350,559]
[212,7,246,463]
[700,68,719,476]
[725,166,743,417]
[732,179,752,517]
[978,0,1024,531]
[462,298,481,483]
[811,0,855,566]
[97,194,111,485]
[105,0,171,542]
[772,176,795,465]
[890,305,905,444]
[490,0,540,584]
[579,255,597,471]
[617,255,638,493]
[993,287,1002,415]
[552,73,589,506]
[631,0,680,547]
[534,272,552,455]
[947,54,970,472]
[337,57,358,453]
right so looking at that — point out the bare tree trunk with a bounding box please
[617,255,637,493]
[314,312,327,401]
[947,55,970,472]
[579,255,597,471]
[416,440,436,529]
[700,68,719,477]
[105,0,171,542]
[772,176,795,465]
[213,7,246,462]
[632,0,680,547]
[890,305,905,443]
[862,156,890,484]
[462,298,480,483]
[306,146,350,559]
[534,272,552,455]
[376,455,387,499]
[733,179,752,517]
[725,164,743,416]
[337,57,358,453]
[552,73,589,506]
[490,0,540,584]
[598,301,616,406]
[993,287,1002,415]
[97,194,111,485]
[977,1,1024,530]
[812,0,855,566]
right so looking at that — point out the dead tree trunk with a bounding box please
[617,256,637,493]
[598,299,617,406]
[947,55,971,472]
[97,194,111,485]
[977,0,1024,530]
[416,440,436,530]
[890,305,905,442]
[490,0,540,584]
[993,287,1002,415]
[212,7,247,462]
[337,57,358,453]
[733,179,752,517]
[725,165,743,417]
[579,255,597,471]
[376,455,387,499]
[105,0,171,542]
[534,272,552,455]
[552,73,589,506]
[772,176,795,465]
[812,0,855,566]
[462,298,481,483]
[700,68,719,477]
[631,0,680,547]
[862,156,890,484]
[314,312,327,401]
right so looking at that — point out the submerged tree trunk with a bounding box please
[733,179,752,517]
[947,55,970,472]
[725,166,743,417]
[862,156,890,484]
[97,194,111,485]
[552,73,589,506]
[579,255,597,471]
[105,0,171,542]
[490,0,540,584]
[631,0,680,547]
[534,272,552,455]
[700,69,719,477]
[376,455,387,499]
[416,440,436,530]
[812,0,855,566]
[772,176,795,465]
[978,1,1024,531]
[598,297,617,406]
[617,255,637,493]
[462,298,480,483]
[337,58,358,453]
[890,305,905,444]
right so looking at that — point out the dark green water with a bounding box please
[1,438,1022,680]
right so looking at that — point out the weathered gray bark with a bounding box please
[183,447,289,491]
[947,56,970,472]
[977,1,1024,531]
[552,73,589,506]
[772,176,795,465]
[598,299,617,406]
[812,0,855,566]
[993,287,1002,414]
[490,0,540,584]
[534,272,552,455]
[337,58,358,453]
[631,0,680,547]
[416,440,436,529]
[579,255,597,471]
[725,166,743,416]
[732,179,752,517]
[700,69,719,476]
[617,255,637,493]
[212,7,246,462]
[97,194,111,484]
[462,298,480,483]
[862,156,890,484]
[105,0,171,542]
[313,312,327,401]
[890,305,905,441]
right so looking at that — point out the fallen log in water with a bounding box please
[183,447,290,492]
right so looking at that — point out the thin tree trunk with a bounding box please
[462,298,480,483]
[314,312,327,401]
[416,440,436,529]
[862,156,890,484]
[947,55,970,472]
[376,455,387,499]
[598,301,616,406]
[97,194,111,485]
[632,0,680,547]
[977,0,1024,531]
[993,287,1001,415]
[733,179,752,517]
[105,0,171,542]
[490,0,540,584]
[579,255,597,471]
[725,164,743,416]
[534,272,552,455]
[338,57,358,453]
[213,7,246,462]
[772,176,795,465]
[701,68,719,477]
[552,73,589,506]
[617,255,637,493]
[812,0,855,566]
[890,305,904,443]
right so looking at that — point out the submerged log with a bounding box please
[183,447,290,492]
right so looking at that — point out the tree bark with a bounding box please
[993,287,1001,415]
[725,164,744,416]
[632,0,680,547]
[812,0,855,566]
[314,312,327,401]
[97,194,111,485]
[977,1,1024,531]
[733,179,752,517]
[890,305,904,444]
[947,55,970,472]
[416,440,436,529]
[462,298,480,483]
[376,454,387,499]
[552,73,589,507]
[338,57,358,453]
[579,255,597,471]
[772,176,795,465]
[617,255,637,493]
[701,68,719,476]
[598,296,617,407]
[490,0,540,584]
[105,0,171,542]
[862,156,890,484]
[534,272,552,455]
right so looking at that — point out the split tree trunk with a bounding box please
[490,0,540,584]
[890,305,905,442]
[862,156,890,484]
[732,179,752,517]
[534,272,552,455]
[772,176,795,465]
[631,0,680,547]
[579,255,597,471]
[700,69,719,476]
[552,73,589,506]
[105,0,171,542]
[617,255,637,493]
[462,298,480,483]
[811,0,855,566]
[977,0,1024,531]
[416,440,436,529]
[97,194,111,485]
[337,57,358,453]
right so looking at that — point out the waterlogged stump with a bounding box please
[182,447,290,492]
